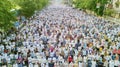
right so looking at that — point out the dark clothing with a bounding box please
[97,62,104,67]
[49,62,54,67]
[75,43,81,50]
[70,50,75,58]
[87,60,92,67]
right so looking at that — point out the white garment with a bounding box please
[0,55,2,63]
[50,52,54,57]
[74,49,78,56]
[82,50,86,56]
[58,56,63,62]
[83,57,87,63]
[74,56,77,62]
[69,62,73,67]
[45,63,49,67]
[41,63,45,67]
[79,62,83,67]
[3,53,7,59]
[104,61,108,67]
[48,58,52,63]
[13,63,18,67]
[42,57,47,63]
[64,49,68,56]
[53,57,56,63]
[7,57,11,63]
[114,60,120,66]
[109,60,114,67]
[29,63,34,67]
[30,47,34,52]
[34,63,39,67]
[91,61,96,67]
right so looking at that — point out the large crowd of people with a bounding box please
[0,2,120,67]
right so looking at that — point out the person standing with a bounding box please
[48,60,54,67]
[114,59,120,67]
[91,59,96,67]
[109,59,114,67]
[83,56,87,67]
[104,60,108,67]
[17,56,23,67]
[34,62,39,67]
[87,59,92,67]
[78,61,83,67]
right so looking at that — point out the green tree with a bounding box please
[73,0,110,16]
[19,0,37,18]
[0,0,49,32]
[0,0,16,32]
[12,0,48,18]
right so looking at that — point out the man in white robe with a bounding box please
[109,59,114,67]
[91,60,96,67]
[78,61,83,67]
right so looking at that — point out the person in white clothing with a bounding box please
[79,61,83,67]
[45,63,49,67]
[74,55,77,63]
[34,62,39,67]
[29,62,34,67]
[109,59,114,67]
[91,60,96,67]
[13,62,18,67]
[114,60,120,67]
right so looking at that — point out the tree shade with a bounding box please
[13,0,49,18]
[73,0,110,16]
[0,0,48,33]
[0,0,16,32]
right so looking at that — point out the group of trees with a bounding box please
[0,0,48,47]
[0,0,48,33]
[73,0,113,16]
[13,0,49,18]
[0,0,16,32]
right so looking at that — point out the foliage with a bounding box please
[115,0,120,8]
[0,0,48,32]
[12,0,49,18]
[73,0,110,16]
[104,8,115,16]
[18,0,37,17]
[0,0,16,32]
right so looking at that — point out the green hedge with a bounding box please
[73,0,110,16]
[104,8,116,17]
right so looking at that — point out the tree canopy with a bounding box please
[11,0,49,18]
[0,0,48,33]
[0,0,16,32]
[73,0,110,16]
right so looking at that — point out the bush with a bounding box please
[12,0,48,18]
[73,0,109,16]
[0,0,16,32]
[104,8,116,17]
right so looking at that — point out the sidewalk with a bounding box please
[77,8,120,25]
[105,16,120,25]
[86,10,120,25]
